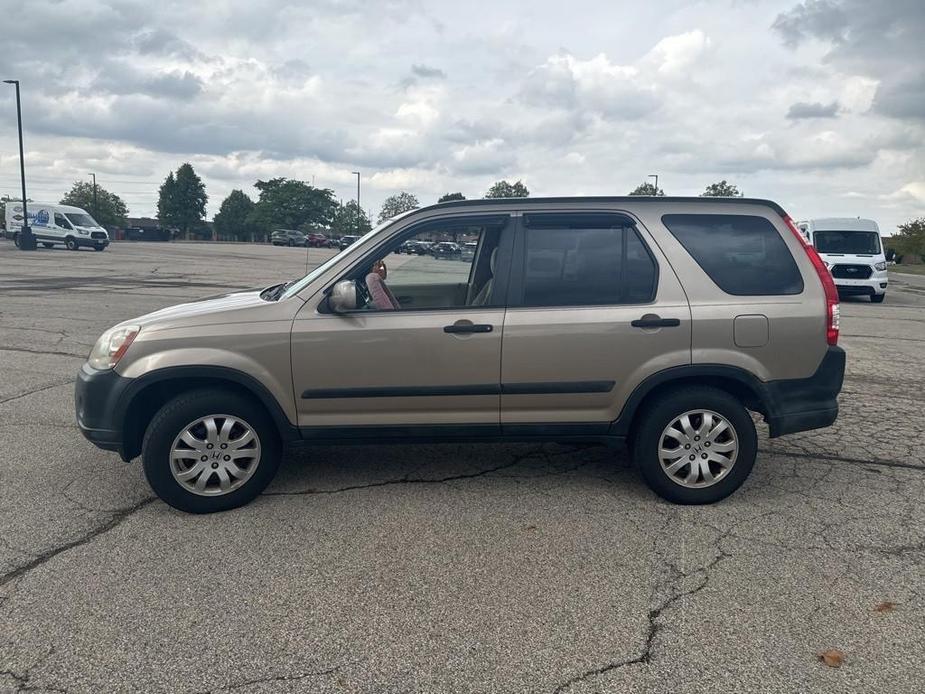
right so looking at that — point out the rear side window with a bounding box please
[520,214,657,307]
[662,214,803,295]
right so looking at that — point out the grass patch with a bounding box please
[890,265,925,276]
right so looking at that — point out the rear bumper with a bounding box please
[764,346,845,437]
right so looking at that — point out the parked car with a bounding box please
[4,201,109,251]
[270,229,307,247]
[338,235,359,250]
[76,196,844,513]
[431,241,462,259]
[305,232,331,248]
[797,218,887,303]
[461,242,477,262]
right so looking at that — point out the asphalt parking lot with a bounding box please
[1,240,923,693]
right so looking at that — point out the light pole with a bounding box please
[89,172,98,219]
[3,79,35,250]
[351,171,360,235]
[648,174,659,196]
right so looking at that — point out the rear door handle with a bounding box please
[444,322,493,334]
[631,316,681,329]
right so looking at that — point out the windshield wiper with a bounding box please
[260,281,292,301]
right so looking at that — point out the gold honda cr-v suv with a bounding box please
[76,197,844,513]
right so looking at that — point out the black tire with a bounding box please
[42,242,54,248]
[142,389,281,513]
[93,245,104,252]
[12,233,20,248]
[65,236,79,251]
[287,239,294,247]
[870,293,885,303]
[631,386,757,505]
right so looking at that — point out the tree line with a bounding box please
[20,167,920,251]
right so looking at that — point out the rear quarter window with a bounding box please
[661,214,803,296]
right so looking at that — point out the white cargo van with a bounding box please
[797,218,887,303]
[4,201,109,251]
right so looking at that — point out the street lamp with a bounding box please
[3,79,35,250]
[351,171,360,235]
[89,172,98,219]
[648,174,659,196]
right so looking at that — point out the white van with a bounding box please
[797,218,887,303]
[4,202,109,251]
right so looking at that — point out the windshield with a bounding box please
[277,219,393,300]
[65,213,99,227]
[814,230,881,255]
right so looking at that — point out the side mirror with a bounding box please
[328,280,357,313]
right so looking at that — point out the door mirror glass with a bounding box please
[328,279,357,313]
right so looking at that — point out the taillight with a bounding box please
[782,215,839,345]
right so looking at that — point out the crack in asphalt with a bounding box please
[193,663,349,693]
[760,447,924,472]
[552,512,774,693]
[0,648,68,693]
[0,346,86,358]
[264,446,555,497]
[0,498,155,591]
[0,379,75,406]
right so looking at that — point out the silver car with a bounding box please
[76,197,844,512]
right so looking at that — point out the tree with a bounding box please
[213,190,257,241]
[892,218,925,259]
[60,181,128,228]
[701,180,742,197]
[332,200,372,237]
[248,178,337,235]
[485,180,529,198]
[158,163,207,237]
[378,192,420,223]
[628,181,665,196]
[438,192,466,203]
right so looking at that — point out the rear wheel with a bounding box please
[632,387,757,504]
[871,293,885,303]
[42,242,54,248]
[65,236,79,251]
[142,389,281,513]
[12,233,20,248]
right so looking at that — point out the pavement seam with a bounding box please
[193,663,350,693]
[759,447,923,471]
[0,498,155,590]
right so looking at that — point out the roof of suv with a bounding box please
[430,196,787,216]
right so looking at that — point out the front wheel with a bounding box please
[871,293,885,303]
[142,389,281,513]
[632,387,757,504]
[65,236,79,251]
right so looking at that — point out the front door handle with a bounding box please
[631,316,681,329]
[444,322,493,334]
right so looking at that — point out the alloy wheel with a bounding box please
[658,409,738,488]
[169,415,262,496]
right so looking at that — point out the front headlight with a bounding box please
[78,229,90,235]
[874,261,887,271]
[88,325,140,370]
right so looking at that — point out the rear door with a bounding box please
[500,211,691,431]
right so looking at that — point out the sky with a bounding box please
[0,0,922,232]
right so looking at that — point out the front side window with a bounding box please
[353,217,508,311]
[519,214,657,307]
[54,213,72,229]
[814,230,881,255]
[64,213,97,227]
[662,214,803,296]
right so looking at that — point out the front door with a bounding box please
[500,211,691,431]
[291,213,514,436]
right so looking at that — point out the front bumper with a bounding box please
[833,273,887,295]
[77,236,109,248]
[764,346,845,437]
[75,363,132,455]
